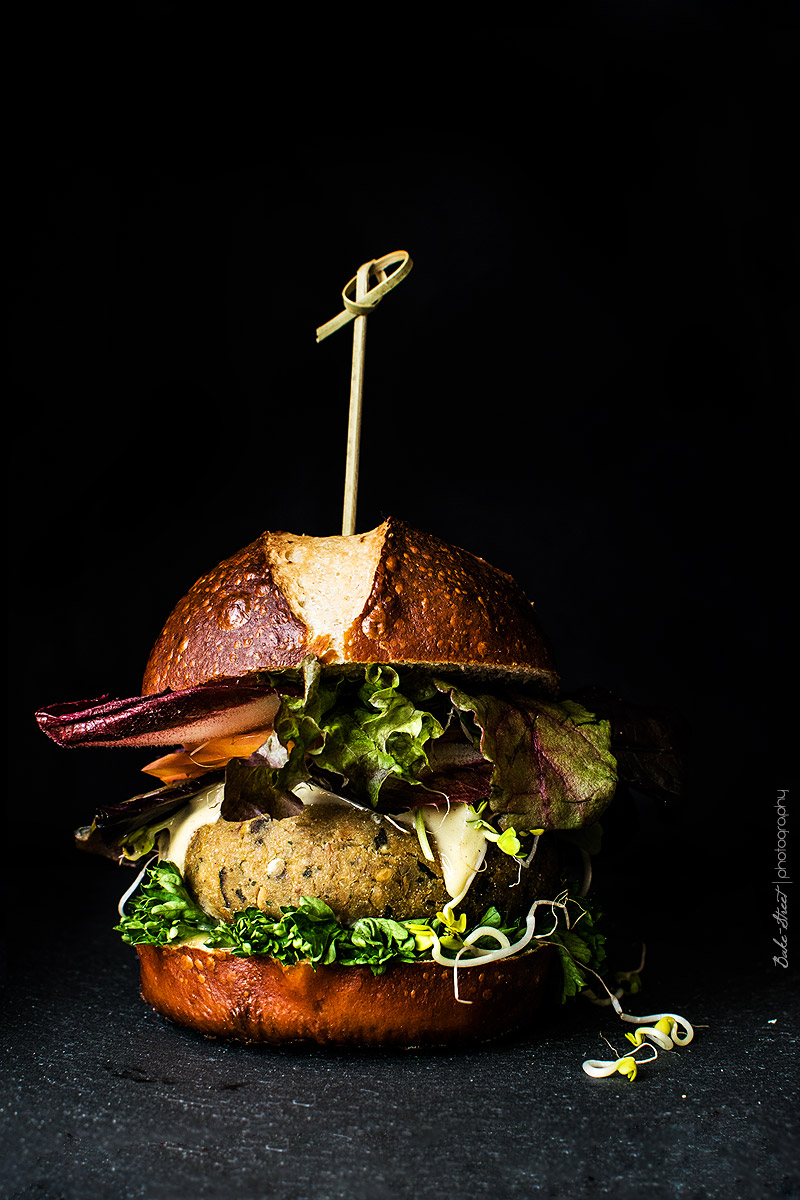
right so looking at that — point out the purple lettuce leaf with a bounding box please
[221,751,305,822]
[434,683,617,831]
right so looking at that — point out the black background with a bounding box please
[8,13,791,934]
[4,10,797,1198]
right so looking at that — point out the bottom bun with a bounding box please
[137,943,555,1048]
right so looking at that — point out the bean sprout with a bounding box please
[429,891,570,1004]
[522,833,541,868]
[117,854,156,918]
[619,1011,694,1046]
[582,1042,659,1081]
[578,848,592,897]
[414,807,436,861]
[581,1009,694,1079]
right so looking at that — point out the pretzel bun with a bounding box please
[142,517,558,695]
[133,518,562,1047]
[137,942,555,1047]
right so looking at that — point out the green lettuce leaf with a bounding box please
[269,657,444,806]
[115,859,220,946]
[117,862,608,997]
[118,862,420,975]
[338,917,418,970]
[220,896,343,966]
[435,684,617,832]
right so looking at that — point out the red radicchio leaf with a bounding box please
[35,683,281,749]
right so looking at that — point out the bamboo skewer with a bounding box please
[342,259,370,539]
[316,251,413,535]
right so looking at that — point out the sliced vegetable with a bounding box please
[142,727,276,782]
[75,776,223,862]
[36,684,281,749]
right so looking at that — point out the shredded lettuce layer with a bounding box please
[117,860,605,994]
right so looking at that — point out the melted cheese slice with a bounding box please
[398,803,488,900]
[156,782,224,873]
[156,781,486,904]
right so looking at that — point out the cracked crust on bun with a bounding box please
[142,517,558,695]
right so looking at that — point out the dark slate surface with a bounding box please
[2,868,798,1200]
[5,16,794,1200]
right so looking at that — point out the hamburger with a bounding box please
[36,517,628,1048]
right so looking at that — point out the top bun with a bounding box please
[142,518,558,696]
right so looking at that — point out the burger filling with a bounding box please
[67,657,619,996]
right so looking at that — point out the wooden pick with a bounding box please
[316,251,413,535]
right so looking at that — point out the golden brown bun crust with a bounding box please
[142,517,558,695]
[344,519,556,686]
[142,536,310,693]
[137,943,554,1047]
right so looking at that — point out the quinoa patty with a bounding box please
[183,804,559,925]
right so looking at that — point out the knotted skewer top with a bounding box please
[316,251,413,535]
[315,251,413,342]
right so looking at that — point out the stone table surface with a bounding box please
[2,867,798,1200]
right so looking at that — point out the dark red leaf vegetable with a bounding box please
[35,683,281,749]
